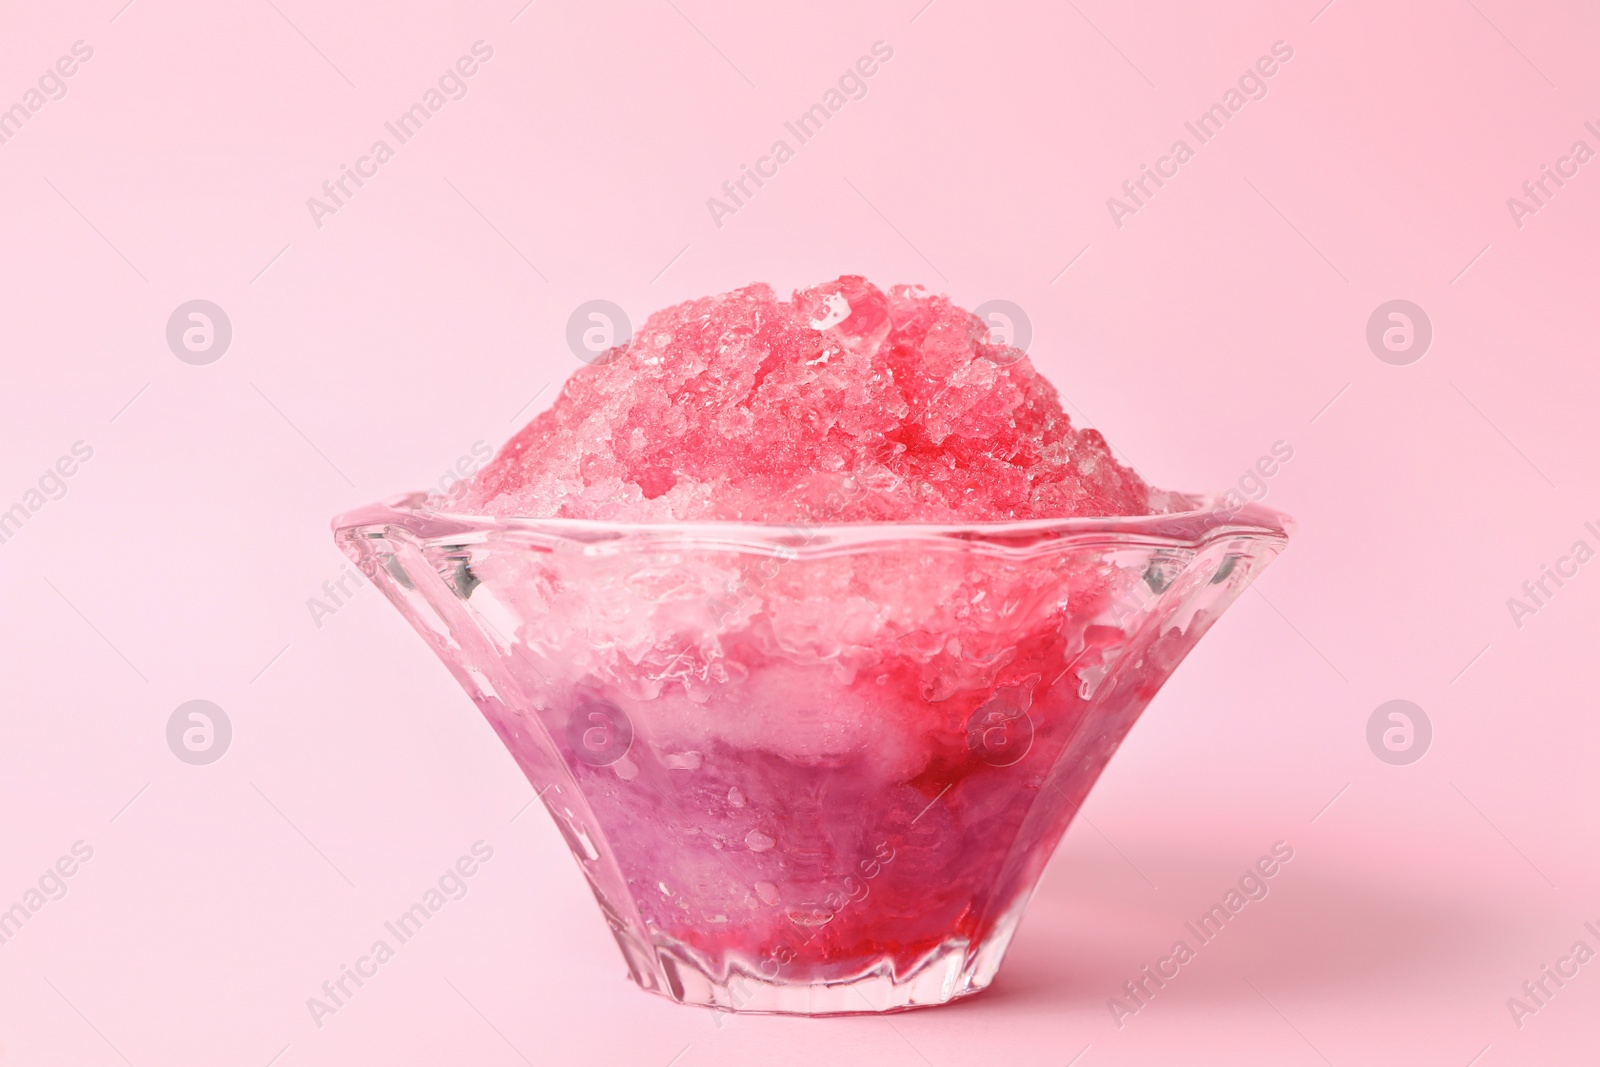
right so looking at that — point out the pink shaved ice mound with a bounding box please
[463,277,1154,522]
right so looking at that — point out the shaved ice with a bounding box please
[463,276,1156,522]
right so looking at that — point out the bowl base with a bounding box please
[615,903,1025,1015]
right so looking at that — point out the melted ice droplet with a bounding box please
[745,829,776,852]
[557,812,601,862]
[807,292,851,331]
[727,786,746,808]
[755,881,780,905]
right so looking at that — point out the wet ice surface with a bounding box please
[464,276,1153,523]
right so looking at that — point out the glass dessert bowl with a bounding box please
[333,492,1289,1015]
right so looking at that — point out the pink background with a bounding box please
[3,0,1598,1063]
